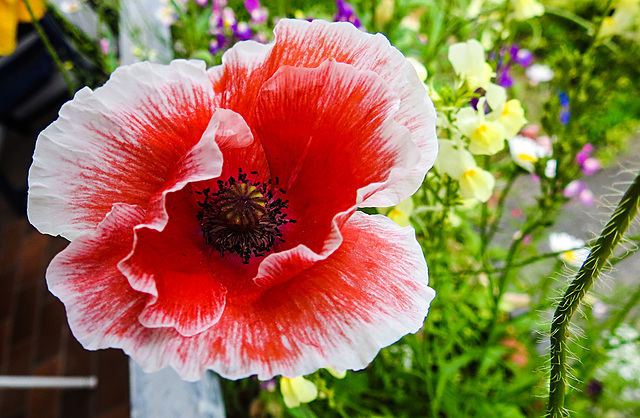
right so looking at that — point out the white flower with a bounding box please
[512,0,544,21]
[59,0,83,13]
[508,135,550,172]
[525,64,554,85]
[544,159,557,178]
[448,39,495,90]
[549,232,590,267]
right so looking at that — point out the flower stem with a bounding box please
[547,167,640,417]
[23,0,76,95]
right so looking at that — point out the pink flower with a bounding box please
[564,180,595,205]
[28,20,437,381]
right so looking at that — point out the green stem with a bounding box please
[547,168,640,417]
[23,0,76,95]
[455,247,587,276]
[483,168,519,252]
[608,281,640,334]
[543,6,594,32]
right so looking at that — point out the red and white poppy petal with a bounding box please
[253,208,353,289]
[267,19,437,206]
[209,20,437,208]
[209,40,273,119]
[144,108,254,230]
[28,60,218,240]
[46,203,150,348]
[47,203,197,373]
[254,60,418,258]
[119,189,228,337]
[208,43,275,181]
[165,211,433,380]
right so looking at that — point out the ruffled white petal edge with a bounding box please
[28,60,217,240]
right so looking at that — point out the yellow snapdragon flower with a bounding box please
[455,104,506,155]
[0,0,46,55]
[599,0,639,38]
[386,197,415,227]
[435,141,495,202]
[485,84,527,138]
[448,39,495,91]
[280,376,318,408]
[497,100,527,137]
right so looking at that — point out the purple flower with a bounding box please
[260,378,277,392]
[514,49,533,67]
[582,157,600,176]
[575,144,600,175]
[244,0,268,23]
[575,143,594,165]
[209,33,226,55]
[496,66,514,88]
[235,21,252,41]
[221,7,237,30]
[491,45,535,88]
[564,180,595,205]
[334,0,362,28]
[586,380,603,399]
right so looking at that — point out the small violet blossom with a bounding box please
[207,0,266,55]
[334,0,362,29]
[493,45,533,88]
[244,0,268,24]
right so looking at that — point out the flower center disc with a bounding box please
[196,169,295,264]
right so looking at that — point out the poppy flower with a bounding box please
[28,19,437,381]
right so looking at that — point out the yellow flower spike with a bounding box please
[1,0,46,56]
[280,376,318,409]
[325,367,347,379]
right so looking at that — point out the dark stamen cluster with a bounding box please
[196,169,295,264]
